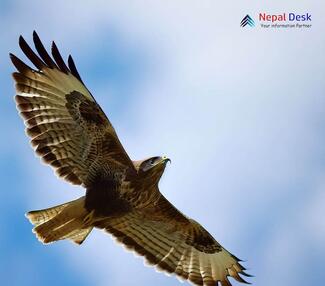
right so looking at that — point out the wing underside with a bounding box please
[96,195,250,286]
[11,31,135,186]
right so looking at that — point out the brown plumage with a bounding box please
[11,31,251,286]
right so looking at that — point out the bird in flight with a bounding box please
[10,31,251,286]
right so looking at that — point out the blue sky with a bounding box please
[1,1,324,285]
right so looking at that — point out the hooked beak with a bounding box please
[161,156,171,165]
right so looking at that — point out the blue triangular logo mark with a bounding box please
[240,15,255,27]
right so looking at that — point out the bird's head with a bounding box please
[134,156,171,182]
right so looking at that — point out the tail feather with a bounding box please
[64,227,93,245]
[26,202,68,226]
[26,196,93,244]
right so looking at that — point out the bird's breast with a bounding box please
[85,174,132,217]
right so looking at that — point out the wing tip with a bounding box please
[18,34,25,45]
[67,54,84,84]
[18,33,47,70]
[18,34,30,54]
[9,52,34,73]
[241,270,254,278]
[13,32,88,89]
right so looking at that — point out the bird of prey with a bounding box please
[10,32,250,286]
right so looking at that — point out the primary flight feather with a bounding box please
[11,31,250,286]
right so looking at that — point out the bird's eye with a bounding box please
[150,158,156,165]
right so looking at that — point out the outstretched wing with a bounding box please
[11,31,135,186]
[96,193,250,286]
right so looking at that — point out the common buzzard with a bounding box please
[10,32,251,286]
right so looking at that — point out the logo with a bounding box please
[240,12,312,29]
[240,15,255,27]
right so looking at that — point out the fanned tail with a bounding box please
[26,196,93,245]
